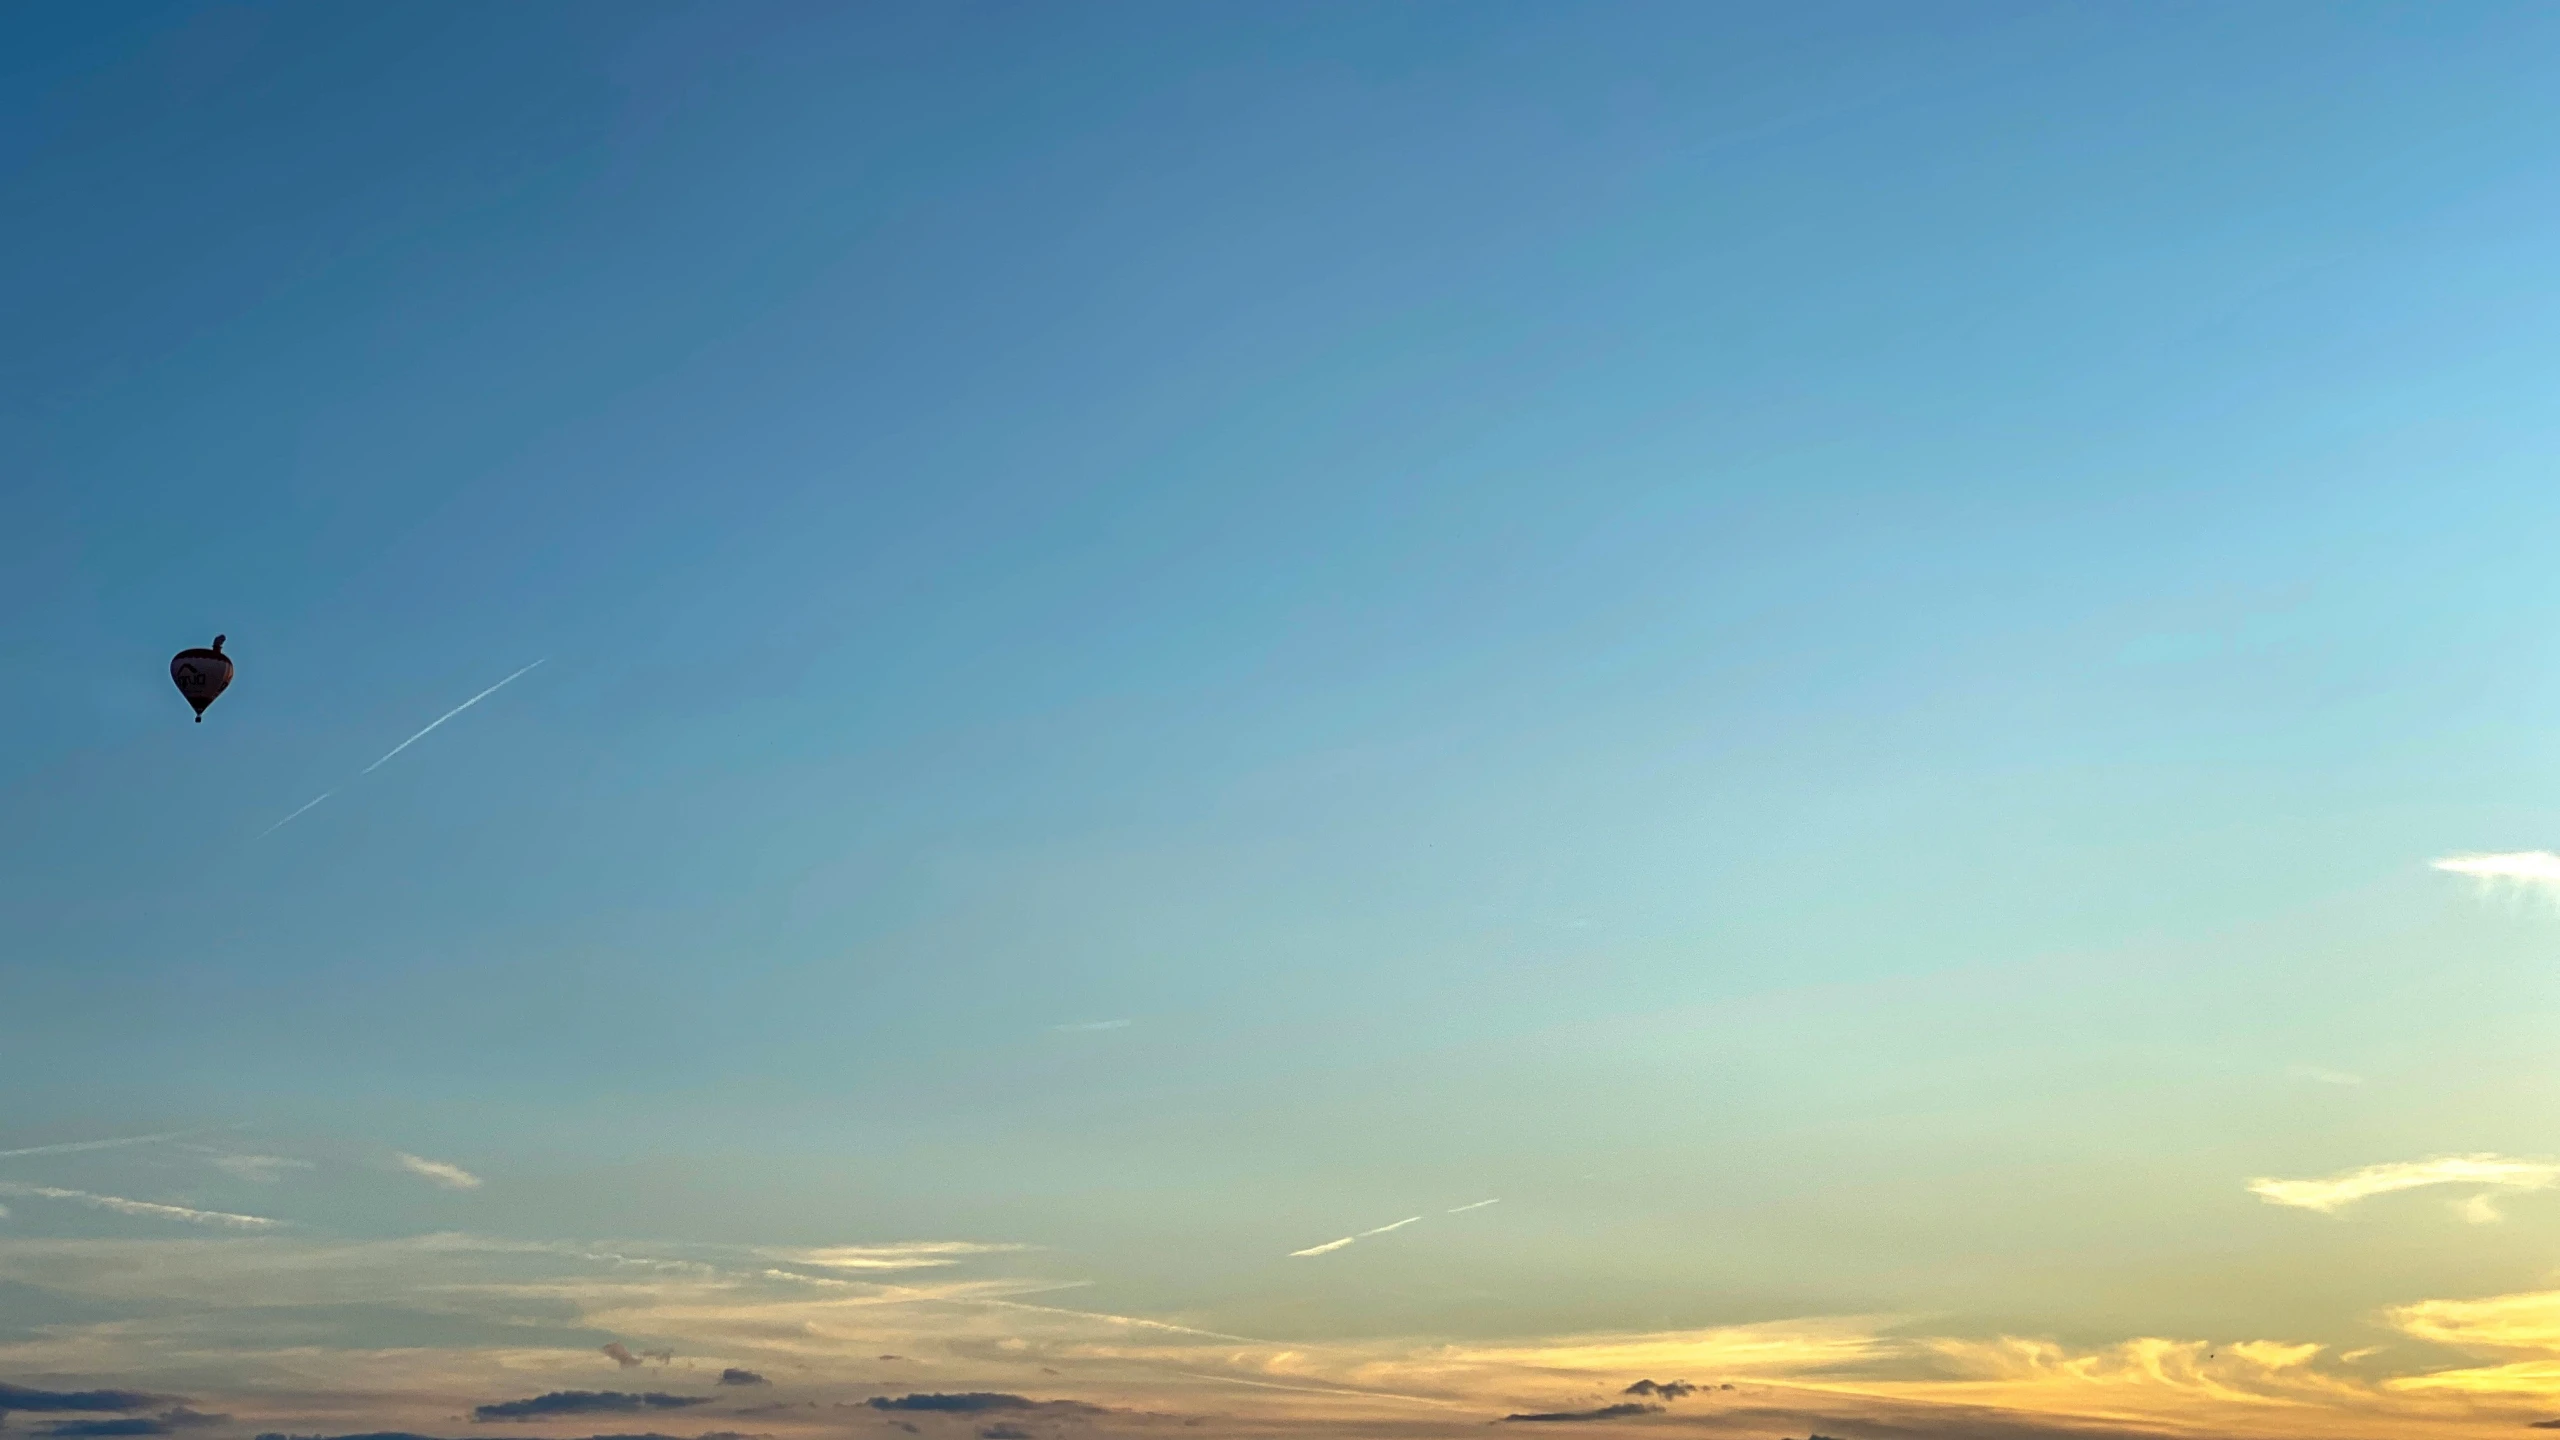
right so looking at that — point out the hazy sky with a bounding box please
[12,4,2560,1438]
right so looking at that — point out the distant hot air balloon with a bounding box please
[170,635,233,722]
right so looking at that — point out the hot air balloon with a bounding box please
[171,635,233,722]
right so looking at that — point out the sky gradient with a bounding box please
[12,4,2560,1437]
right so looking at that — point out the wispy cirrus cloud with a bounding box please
[865,1395,1103,1416]
[0,1228,2538,1440]
[2248,1155,2560,1219]
[769,1242,1026,1272]
[0,1183,279,1229]
[0,1131,193,1160]
[395,1154,484,1190]
[2432,851,2560,896]
[1050,1019,1131,1033]
[208,1154,314,1184]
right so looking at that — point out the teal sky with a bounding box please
[12,6,2560,1438]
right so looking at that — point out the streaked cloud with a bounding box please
[1049,1020,1131,1033]
[35,1407,227,1437]
[0,1183,279,1229]
[2432,851,2560,895]
[864,1395,1102,1416]
[0,1131,192,1160]
[2352,1288,2560,1398]
[770,1242,1025,1272]
[0,1384,173,1414]
[208,1154,314,1184]
[394,1153,485,1190]
[1500,1403,1659,1422]
[1446,1199,1500,1214]
[6,1227,2543,1440]
[2247,1155,2560,1217]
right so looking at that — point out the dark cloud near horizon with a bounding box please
[717,1370,767,1388]
[44,1407,231,1437]
[1622,1382,1695,1400]
[264,1432,750,1440]
[1503,1404,1662,1423]
[976,1429,1030,1440]
[864,1396,1100,1417]
[258,1432,448,1440]
[474,1394,711,1422]
[0,1386,173,1416]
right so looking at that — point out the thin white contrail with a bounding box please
[364,659,546,774]
[0,1130,192,1160]
[0,1181,278,1229]
[1446,1198,1500,1213]
[1359,1215,1424,1237]
[258,791,334,838]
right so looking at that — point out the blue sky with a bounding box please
[12,5,2560,1437]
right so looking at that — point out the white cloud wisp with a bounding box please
[2432,851,2560,896]
[393,1153,484,1190]
[2248,1155,2560,1220]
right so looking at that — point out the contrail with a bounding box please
[0,1182,279,1229]
[258,791,334,838]
[1447,1198,1500,1213]
[1359,1215,1423,1237]
[0,1130,192,1160]
[364,658,546,774]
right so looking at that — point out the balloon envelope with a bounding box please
[171,637,233,721]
